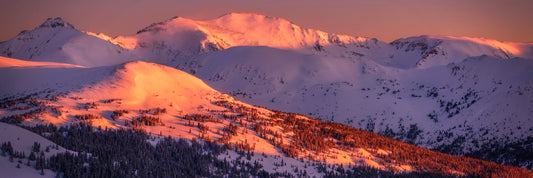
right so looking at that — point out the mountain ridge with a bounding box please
[2,13,532,68]
[38,17,75,29]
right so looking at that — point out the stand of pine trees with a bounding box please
[22,123,275,177]
[2,121,462,177]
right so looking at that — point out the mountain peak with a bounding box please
[136,13,289,35]
[123,12,374,60]
[217,12,287,21]
[39,17,75,29]
[135,16,184,34]
[214,12,296,27]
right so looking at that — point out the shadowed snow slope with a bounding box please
[0,56,84,68]
[176,45,533,169]
[0,123,64,178]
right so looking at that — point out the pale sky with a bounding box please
[0,0,532,43]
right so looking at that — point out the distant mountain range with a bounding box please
[1,13,532,176]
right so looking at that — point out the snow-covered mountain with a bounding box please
[110,12,376,63]
[0,18,137,67]
[1,12,533,172]
[1,59,531,177]
[0,14,379,66]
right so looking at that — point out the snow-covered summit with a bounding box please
[135,16,181,34]
[135,12,368,48]
[206,12,368,48]
[78,60,223,112]
[0,18,137,67]
[38,17,75,29]
[113,12,375,63]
